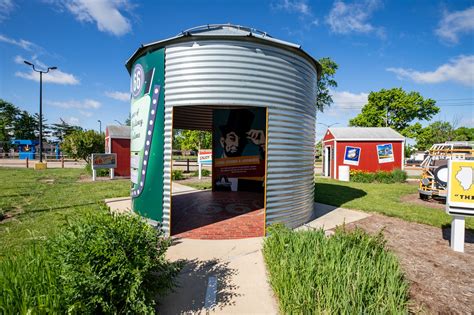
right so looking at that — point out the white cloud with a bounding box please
[326,0,384,37]
[14,55,24,64]
[276,0,311,15]
[15,69,80,85]
[65,116,81,125]
[105,90,130,102]
[387,55,474,87]
[0,34,35,50]
[0,0,14,22]
[435,6,474,44]
[49,0,133,36]
[324,90,369,117]
[79,110,93,117]
[46,99,101,110]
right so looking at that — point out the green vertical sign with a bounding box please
[129,49,165,222]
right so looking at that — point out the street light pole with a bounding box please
[98,120,102,134]
[24,61,57,163]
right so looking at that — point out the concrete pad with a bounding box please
[173,182,199,195]
[297,202,370,232]
[158,237,279,314]
[104,197,132,215]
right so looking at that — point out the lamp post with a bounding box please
[24,61,57,163]
[98,120,102,134]
[114,120,123,125]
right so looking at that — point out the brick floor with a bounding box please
[171,191,265,239]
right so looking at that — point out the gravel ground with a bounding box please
[347,214,473,314]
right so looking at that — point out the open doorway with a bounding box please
[324,146,331,177]
[170,105,267,239]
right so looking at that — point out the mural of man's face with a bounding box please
[220,131,246,157]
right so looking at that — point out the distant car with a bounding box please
[418,142,473,200]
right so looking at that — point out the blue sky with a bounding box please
[0,0,472,140]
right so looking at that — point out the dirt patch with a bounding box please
[346,215,474,314]
[401,193,446,210]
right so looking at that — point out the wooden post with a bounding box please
[61,156,64,168]
[26,157,29,168]
[186,158,190,173]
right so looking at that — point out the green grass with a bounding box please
[0,167,130,252]
[181,180,212,190]
[315,177,474,229]
[263,225,409,314]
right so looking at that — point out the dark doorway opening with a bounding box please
[170,105,266,239]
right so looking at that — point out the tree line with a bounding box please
[0,99,83,152]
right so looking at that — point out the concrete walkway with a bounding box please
[158,237,279,314]
[104,186,371,314]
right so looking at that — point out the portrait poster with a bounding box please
[213,107,266,191]
[343,146,361,166]
[377,143,394,163]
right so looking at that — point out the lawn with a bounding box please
[0,167,130,252]
[315,177,474,229]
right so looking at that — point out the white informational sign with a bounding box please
[91,153,116,181]
[198,150,212,165]
[92,153,117,169]
[446,160,474,215]
[446,160,474,253]
[198,149,212,180]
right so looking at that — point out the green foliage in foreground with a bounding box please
[0,168,130,251]
[350,169,407,183]
[1,211,181,314]
[263,225,408,314]
[315,178,474,229]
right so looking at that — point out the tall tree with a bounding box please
[454,127,474,141]
[50,118,83,142]
[349,88,439,135]
[175,130,212,153]
[0,99,20,151]
[61,130,104,163]
[316,57,338,112]
[13,111,37,140]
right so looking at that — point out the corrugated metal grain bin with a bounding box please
[126,24,321,236]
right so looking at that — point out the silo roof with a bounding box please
[125,24,321,78]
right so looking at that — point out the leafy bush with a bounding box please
[50,212,181,314]
[61,129,104,163]
[0,211,181,314]
[263,225,408,314]
[172,169,184,180]
[193,168,211,177]
[350,169,407,183]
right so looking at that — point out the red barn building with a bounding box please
[322,127,405,179]
[105,125,131,177]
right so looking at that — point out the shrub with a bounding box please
[50,212,181,314]
[0,211,181,314]
[172,170,184,180]
[350,169,407,183]
[193,168,211,177]
[263,225,408,314]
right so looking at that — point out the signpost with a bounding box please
[198,149,212,180]
[446,160,474,253]
[91,153,117,181]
